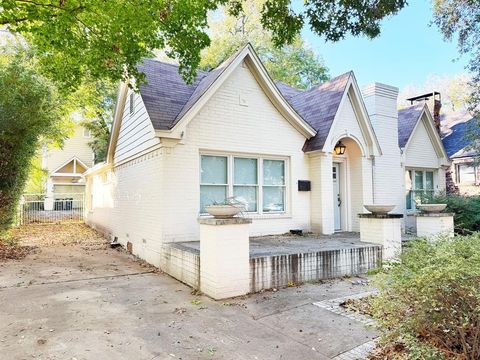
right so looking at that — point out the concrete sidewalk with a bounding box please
[0,245,377,360]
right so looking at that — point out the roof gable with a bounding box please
[282,72,351,152]
[137,60,208,130]
[399,104,449,164]
[143,43,316,138]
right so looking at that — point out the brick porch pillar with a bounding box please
[199,217,251,299]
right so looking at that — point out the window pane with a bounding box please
[200,185,226,213]
[406,190,412,210]
[234,158,257,185]
[414,171,424,190]
[459,164,476,184]
[263,186,285,212]
[201,156,227,184]
[233,186,257,212]
[263,160,285,185]
[425,172,434,190]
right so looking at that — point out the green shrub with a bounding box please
[430,193,480,234]
[370,235,480,359]
[0,52,68,235]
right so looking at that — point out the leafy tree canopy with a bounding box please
[432,0,480,160]
[201,0,329,89]
[0,0,407,89]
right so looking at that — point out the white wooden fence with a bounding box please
[17,193,85,225]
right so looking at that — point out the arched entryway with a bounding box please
[332,137,367,232]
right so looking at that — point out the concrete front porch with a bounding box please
[160,233,382,294]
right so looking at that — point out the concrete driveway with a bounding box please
[0,241,377,360]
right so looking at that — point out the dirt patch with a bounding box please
[0,242,37,260]
[339,295,376,317]
[10,223,107,248]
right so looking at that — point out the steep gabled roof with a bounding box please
[133,44,316,139]
[397,104,424,148]
[137,60,208,130]
[134,45,357,153]
[398,103,450,165]
[279,72,351,152]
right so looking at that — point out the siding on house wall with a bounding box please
[46,125,93,173]
[404,116,441,169]
[159,62,312,241]
[113,91,160,164]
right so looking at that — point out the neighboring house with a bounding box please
[441,111,480,195]
[85,44,449,267]
[42,123,94,208]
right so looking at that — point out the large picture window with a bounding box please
[200,154,286,214]
[405,169,434,210]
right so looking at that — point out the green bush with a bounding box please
[430,193,480,234]
[0,52,68,235]
[370,235,480,359]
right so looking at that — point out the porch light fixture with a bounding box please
[334,141,346,155]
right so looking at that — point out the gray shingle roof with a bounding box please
[441,116,476,158]
[397,104,424,148]
[137,59,208,130]
[275,81,304,100]
[282,72,352,152]
[137,57,351,152]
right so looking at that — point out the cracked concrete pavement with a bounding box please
[0,244,377,360]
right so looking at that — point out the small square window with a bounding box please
[83,128,91,138]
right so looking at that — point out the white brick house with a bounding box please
[85,44,449,266]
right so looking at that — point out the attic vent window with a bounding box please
[129,93,135,114]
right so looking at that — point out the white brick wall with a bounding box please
[158,63,312,240]
[416,215,454,238]
[363,84,404,216]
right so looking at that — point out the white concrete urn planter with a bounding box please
[364,204,395,215]
[205,204,243,219]
[417,204,447,213]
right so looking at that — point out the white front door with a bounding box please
[332,163,341,231]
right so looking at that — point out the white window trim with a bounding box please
[406,168,436,212]
[199,152,289,216]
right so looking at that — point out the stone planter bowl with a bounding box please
[364,204,396,215]
[417,204,447,213]
[205,204,243,219]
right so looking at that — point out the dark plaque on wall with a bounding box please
[298,180,311,191]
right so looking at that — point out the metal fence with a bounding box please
[17,193,85,225]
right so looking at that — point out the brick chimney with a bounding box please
[406,92,442,130]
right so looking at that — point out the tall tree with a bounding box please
[73,81,117,163]
[201,0,329,89]
[0,0,407,89]
[0,52,70,235]
[432,0,480,160]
